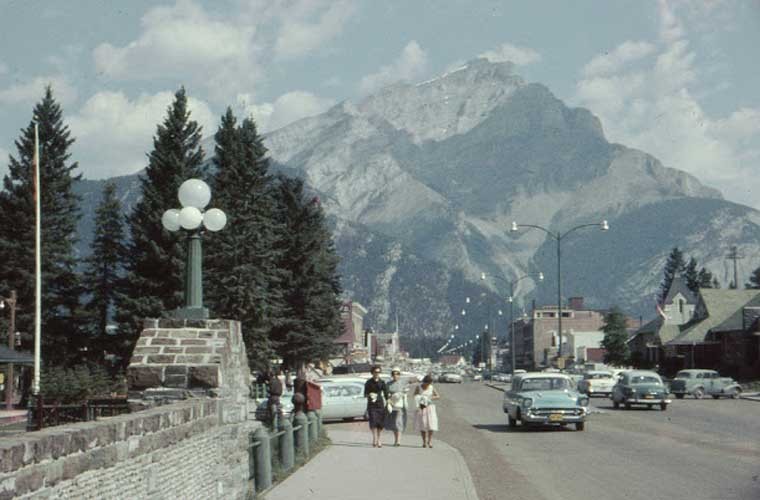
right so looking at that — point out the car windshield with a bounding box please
[630,375,661,384]
[519,377,570,391]
[585,372,612,379]
[675,371,691,379]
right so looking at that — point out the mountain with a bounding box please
[71,59,760,344]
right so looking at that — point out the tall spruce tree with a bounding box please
[697,267,715,289]
[82,182,127,360]
[115,88,204,364]
[272,176,343,368]
[601,307,630,366]
[206,109,286,370]
[746,266,760,289]
[684,257,699,293]
[0,87,83,366]
[659,247,686,303]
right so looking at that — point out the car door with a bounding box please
[321,384,343,420]
[345,384,366,418]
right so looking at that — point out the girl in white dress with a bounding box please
[413,375,440,448]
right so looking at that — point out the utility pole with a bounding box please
[726,246,743,289]
[2,290,17,410]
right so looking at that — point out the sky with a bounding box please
[1,0,759,207]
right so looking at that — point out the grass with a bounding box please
[269,427,331,487]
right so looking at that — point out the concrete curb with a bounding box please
[739,392,760,402]
[484,383,506,392]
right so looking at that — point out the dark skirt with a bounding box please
[367,406,386,429]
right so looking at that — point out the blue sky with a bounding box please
[1,0,759,207]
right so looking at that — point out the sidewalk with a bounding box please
[264,429,479,500]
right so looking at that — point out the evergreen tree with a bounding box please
[712,277,721,289]
[115,88,204,365]
[601,307,630,366]
[272,176,343,368]
[746,266,760,289]
[697,267,715,289]
[684,257,699,294]
[659,247,685,303]
[0,87,83,366]
[206,109,287,370]
[82,182,127,360]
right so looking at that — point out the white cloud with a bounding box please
[68,90,216,179]
[582,41,655,77]
[274,0,355,59]
[237,90,335,132]
[359,41,429,95]
[93,0,260,102]
[573,1,760,209]
[478,43,542,66]
[0,75,78,107]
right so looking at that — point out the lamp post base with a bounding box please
[172,307,209,320]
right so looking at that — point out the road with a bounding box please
[430,381,760,500]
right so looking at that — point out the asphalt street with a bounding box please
[432,381,760,500]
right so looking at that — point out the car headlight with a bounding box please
[522,398,533,408]
[578,397,589,407]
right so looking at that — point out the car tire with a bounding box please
[693,387,705,399]
[731,388,742,399]
[647,404,653,409]
[508,415,517,427]
[624,402,631,410]
[613,400,620,409]
[660,403,668,411]
[712,395,720,400]
[675,394,684,399]
[575,421,585,431]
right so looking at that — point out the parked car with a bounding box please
[670,369,742,399]
[439,372,463,383]
[578,371,616,397]
[319,381,372,421]
[611,371,671,410]
[254,390,295,422]
[503,373,589,431]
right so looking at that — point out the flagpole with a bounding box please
[33,123,41,395]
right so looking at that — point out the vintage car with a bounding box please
[670,369,742,399]
[255,381,373,423]
[577,371,616,397]
[503,373,589,431]
[611,370,671,410]
[439,372,463,383]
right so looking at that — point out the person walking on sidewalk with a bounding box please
[384,367,408,447]
[364,365,389,448]
[414,375,440,448]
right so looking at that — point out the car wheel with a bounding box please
[624,402,631,410]
[675,394,684,399]
[508,415,517,427]
[712,395,720,400]
[731,388,742,399]
[647,404,653,409]
[613,400,620,409]
[575,421,585,431]
[693,387,705,399]
[660,403,668,411]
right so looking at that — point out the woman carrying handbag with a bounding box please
[413,375,440,448]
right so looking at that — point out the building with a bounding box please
[629,282,760,378]
[373,331,400,359]
[567,331,606,363]
[512,297,607,370]
[439,355,466,367]
[335,301,368,356]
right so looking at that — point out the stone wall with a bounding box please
[0,318,259,500]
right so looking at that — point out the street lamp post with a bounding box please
[481,272,543,376]
[510,220,608,366]
[1,290,17,410]
[162,179,227,319]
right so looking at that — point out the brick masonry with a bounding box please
[0,318,260,500]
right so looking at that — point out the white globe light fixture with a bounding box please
[161,178,228,319]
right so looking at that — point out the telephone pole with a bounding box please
[726,246,743,289]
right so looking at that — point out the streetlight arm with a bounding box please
[559,222,607,240]
[512,223,558,240]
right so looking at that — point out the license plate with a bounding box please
[644,395,654,399]
[549,414,563,422]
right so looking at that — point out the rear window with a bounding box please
[630,375,661,384]
[675,371,691,379]
[585,372,612,379]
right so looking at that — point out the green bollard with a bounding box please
[253,426,272,492]
[314,409,323,437]
[294,412,309,458]
[279,417,295,471]
[307,411,318,444]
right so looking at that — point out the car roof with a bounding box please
[586,370,613,375]
[622,370,661,377]
[676,369,715,373]
[515,372,572,380]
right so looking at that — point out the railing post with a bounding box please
[294,412,309,458]
[314,409,322,437]
[279,417,294,471]
[307,411,318,444]
[253,426,272,493]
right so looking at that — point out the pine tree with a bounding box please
[82,182,127,360]
[601,307,630,367]
[272,176,343,368]
[697,267,715,289]
[684,257,699,294]
[659,247,685,303]
[746,266,760,289]
[0,87,83,366]
[206,109,287,370]
[115,88,204,365]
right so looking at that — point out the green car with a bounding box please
[611,370,671,411]
[503,373,589,431]
[670,369,742,399]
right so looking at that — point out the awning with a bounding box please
[0,346,33,365]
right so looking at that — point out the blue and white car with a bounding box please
[503,373,590,431]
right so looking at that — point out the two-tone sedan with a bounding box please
[577,370,616,397]
[503,373,590,431]
[611,370,672,410]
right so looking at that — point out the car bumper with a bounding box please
[521,409,587,424]
[624,398,671,404]
[587,390,612,396]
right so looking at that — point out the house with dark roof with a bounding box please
[629,283,760,378]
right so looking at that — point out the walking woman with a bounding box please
[364,365,389,448]
[384,367,408,447]
[414,375,440,448]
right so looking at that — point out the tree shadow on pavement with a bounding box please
[473,423,576,433]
